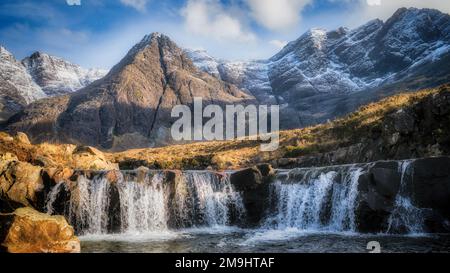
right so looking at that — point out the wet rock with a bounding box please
[256,163,275,177]
[230,165,275,226]
[369,161,401,198]
[105,170,122,184]
[410,157,450,219]
[0,207,80,253]
[165,170,189,229]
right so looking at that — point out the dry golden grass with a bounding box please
[0,86,445,170]
[111,86,443,170]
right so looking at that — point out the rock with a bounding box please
[230,165,275,226]
[369,161,401,198]
[14,132,31,145]
[55,168,74,183]
[387,132,400,145]
[104,170,122,184]
[410,157,450,219]
[165,170,188,229]
[230,167,263,192]
[256,163,275,177]
[0,161,44,211]
[0,152,18,164]
[72,146,118,170]
[31,156,57,167]
[73,146,105,159]
[0,207,80,253]
[389,109,416,134]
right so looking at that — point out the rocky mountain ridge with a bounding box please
[22,51,107,96]
[4,33,255,150]
[0,46,106,122]
[188,8,450,128]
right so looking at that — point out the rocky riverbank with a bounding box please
[230,157,450,233]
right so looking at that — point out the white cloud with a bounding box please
[246,0,312,31]
[181,0,256,42]
[269,39,288,49]
[66,0,81,6]
[120,0,149,12]
[366,0,381,6]
[350,0,450,24]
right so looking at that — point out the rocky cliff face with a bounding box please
[0,47,47,122]
[229,158,450,233]
[22,52,106,96]
[189,8,450,128]
[0,47,106,122]
[5,33,255,150]
[275,85,450,169]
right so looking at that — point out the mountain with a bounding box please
[0,46,47,122]
[185,49,276,105]
[5,33,254,150]
[22,52,107,96]
[4,8,450,150]
[0,47,107,122]
[188,8,450,128]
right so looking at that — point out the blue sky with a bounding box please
[1,0,449,69]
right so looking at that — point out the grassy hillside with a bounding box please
[0,85,448,170]
[113,85,450,169]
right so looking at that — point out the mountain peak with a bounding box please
[22,51,107,96]
[0,45,14,59]
[131,32,173,53]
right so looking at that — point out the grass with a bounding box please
[0,85,447,170]
[111,86,445,170]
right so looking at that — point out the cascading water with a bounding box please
[172,172,246,227]
[45,159,441,239]
[45,170,245,235]
[386,160,427,234]
[117,172,168,233]
[265,166,363,232]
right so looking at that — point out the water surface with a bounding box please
[81,227,450,253]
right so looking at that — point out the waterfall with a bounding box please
[117,172,168,233]
[386,160,427,234]
[45,170,245,235]
[266,167,363,232]
[67,175,112,234]
[172,172,246,227]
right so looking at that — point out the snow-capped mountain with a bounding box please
[189,8,450,127]
[0,46,47,121]
[22,52,107,96]
[185,49,277,104]
[6,33,254,150]
[0,47,107,122]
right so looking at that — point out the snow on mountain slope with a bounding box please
[0,46,47,104]
[186,49,276,104]
[0,46,47,121]
[22,52,107,96]
[188,8,450,128]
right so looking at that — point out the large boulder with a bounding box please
[411,157,450,219]
[230,164,276,226]
[0,207,80,253]
[0,160,44,212]
[356,157,450,233]
[14,132,31,145]
[72,146,118,170]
